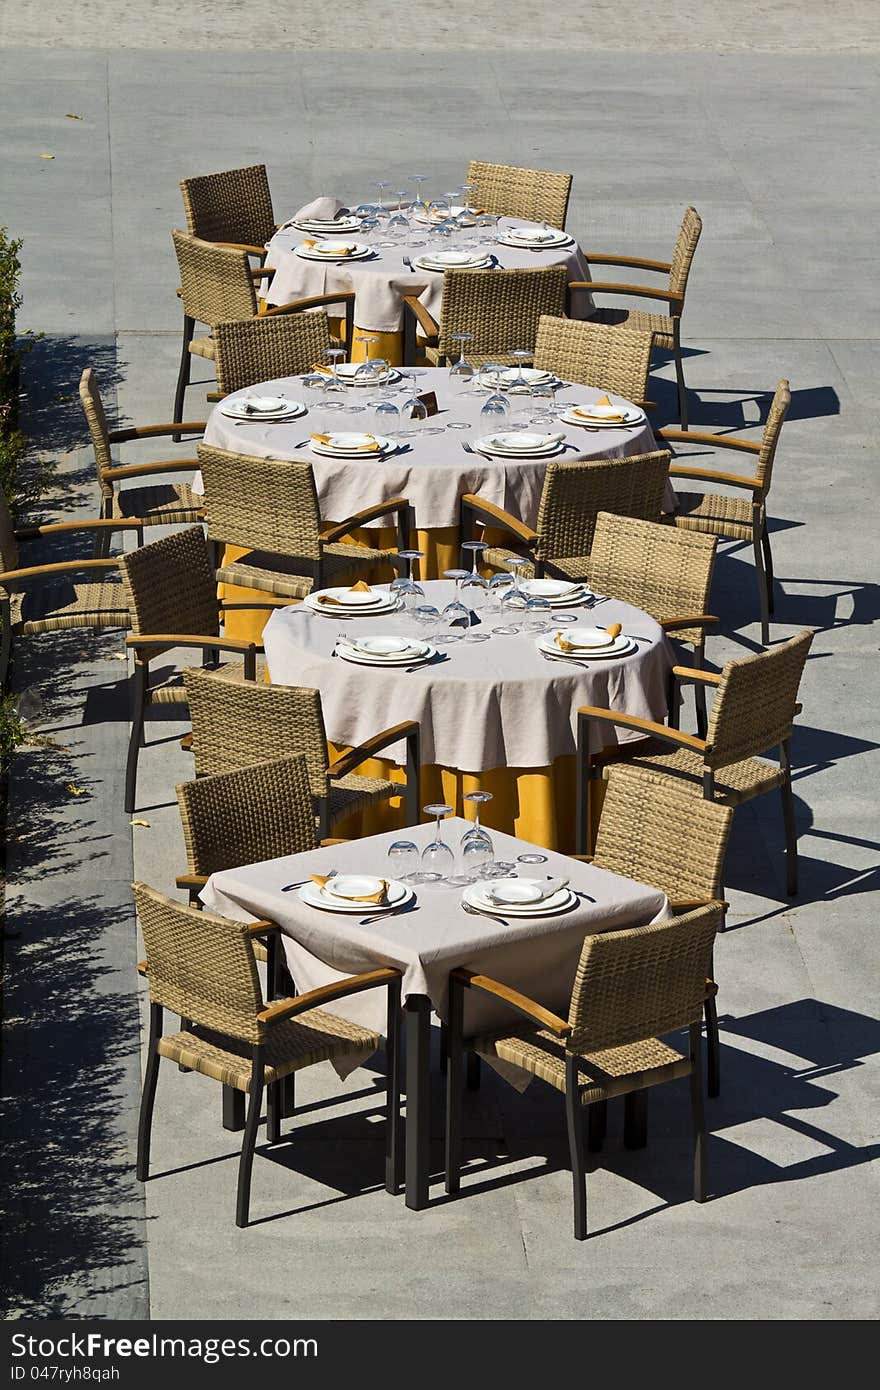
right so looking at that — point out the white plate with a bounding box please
[538,632,638,659]
[520,578,586,600]
[489,368,556,388]
[347,635,426,658]
[304,592,402,616]
[412,253,493,272]
[298,878,414,914]
[473,432,564,457]
[292,217,363,235]
[561,405,645,429]
[332,363,400,385]
[308,587,385,608]
[295,242,373,262]
[484,877,566,905]
[321,873,388,900]
[220,397,305,421]
[336,642,437,668]
[309,433,396,457]
[462,882,576,916]
[503,225,568,244]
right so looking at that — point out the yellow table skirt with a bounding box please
[330,318,404,367]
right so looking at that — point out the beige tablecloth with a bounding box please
[262,581,673,772]
[200,369,667,529]
[200,818,670,1040]
[263,214,594,332]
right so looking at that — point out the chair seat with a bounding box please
[611,741,784,806]
[13,580,131,635]
[475,1025,690,1104]
[146,657,265,705]
[113,481,204,527]
[157,1011,381,1091]
[481,548,591,584]
[328,772,399,825]
[188,336,215,360]
[673,491,755,542]
[587,307,674,349]
[217,542,395,599]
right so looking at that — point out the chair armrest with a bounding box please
[102,458,201,481]
[670,897,716,914]
[672,665,721,687]
[327,721,419,779]
[402,295,439,342]
[319,837,350,846]
[263,291,355,317]
[660,614,719,633]
[257,967,402,1026]
[578,705,707,752]
[0,557,120,585]
[323,497,409,541]
[245,919,282,938]
[568,280,683,309]
[14,518,143,541]
[176,873,208,891]
[582,254,672,273]
[459,494,539,547]
[659,428,763,455]
[108,421,206,442]
[212,242,267,258]
[668,464,763,490]
[451,968,571,1038]
[125,635,257,676]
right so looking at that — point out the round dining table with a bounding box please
[260,578,674,853]
[262,212,595,364]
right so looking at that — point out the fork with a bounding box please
[360,901,414,926]
[402,255,416,273]
[461,441,475,454]
[283,868,337,892]
[541,652,591,669]
[461,900,509,926]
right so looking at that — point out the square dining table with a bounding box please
[201,819,669,1210]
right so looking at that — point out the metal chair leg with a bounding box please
[690,1022,707,1202]
[266,1081,281,1143]
[624,1090,647,1149]
[752,521,770,646]
[444,979,464,1195]
[125,663,147,815]
[761,520,775,616]
[673,321,688,431]
[705,993,720,1099]
[173,315,194,440]
[564,1056,587,1240]
[466,1050,481,1090]
[235,1054,264,1228]
[136,1004,163,1182]
[385,977,402,1195]
[587,1099,607,1152]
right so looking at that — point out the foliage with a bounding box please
[0,690,26,773]
[0,225,23,439]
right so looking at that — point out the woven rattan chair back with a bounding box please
[172,229,258,328]
[705,628,814,769]
[176,754,318,878]
[196,446,323,560]
[588,511,716,648]
[180,164,275,249]
[566,903,721,1056]
[669,206,703,302]
[465,161,573,229]
[437,266,569,363]
[78,368,114,496]
[535,452,670,562]
[213,313,332,395]
[0,490,19,574]
[118,525,219,639]
[183,668,330,796]
[533,318,654,403]
[754,380,791,490]
[594,764,732,902]
[133,882,265,1045]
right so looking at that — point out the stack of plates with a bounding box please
[298,875,414,915]
[412,250,493,272]
[413,205,477,226]
[461,877,576,917]
[309,432,396,457]
[219,395,305,422]
[331,363,400,387]
[291,216,363,235]
[560,403,645,429]
[335,635,436,668]
[519,577,593,607]
[473,430,565,459]
[479,367,559,393]
[497,225,572,249]
[537,626,639,661]
[304,587,401,616]
[295,240,373,262]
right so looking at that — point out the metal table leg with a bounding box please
[405,994,431,1210]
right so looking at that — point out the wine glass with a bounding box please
[323,346,346,394]
[408,175,430,219]
[388,190,411,242]
[459,182,479,216]
[399,390,428,439]
[448,334,475,394]
[462,790,493,847]
[420,804,455,883]
[412,603,440,644]
[507,347,532,392]
[476,213,499,245]
[494,585,528,635]
[390,548,425,599]
[372,398,400,438]
[461,833,495,881]
[354,334,379,386]
[387,840,420,883]
[461,539,487,575]
[486,571,514,617]
[459,570,489,640]
[523,596,552,634]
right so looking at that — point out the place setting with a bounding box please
[219,393,307,422]
[495,222,573,250]
[536,621,643,665]
[471,428,567,459]
[294,238,375,263]
[302,581,402,617]
[332,632,438,670]
[475,365,562,394]
[307,430,400,458]
[296,872,417,924]
[559,393,647,430]
[411,248,494,273]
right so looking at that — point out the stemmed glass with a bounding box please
[507,348,532,392]
[399,372,428,438]
[459,182,479,216]
[461,539,488,576]
[408,176,430,219]
[437,568,470,642]
[457,791,495,882]
[323,346,346,394]
[493,557,529,635]
[391,548,425,597]
[388,190,411,242]
[476,213,498,246]
[448,334,475,394]
[354,334,379,386]
[419,804,455,883]
[387,840,420,882]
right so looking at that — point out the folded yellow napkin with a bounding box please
[574,394,626,423]
[555,623,622,652]
[310,874,388,904]
[310,433,380,451]
[310,362,335,375]
[302,238,353,255]
[316,581,373,606]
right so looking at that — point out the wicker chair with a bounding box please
[460,452,671,584]
[660,381,791,646]
[576,628,815,896]
[402,265,569,368]
[172,229,354,427]
[180,163,276,256]
[197,445,411,599]
[569,207,702,429]
[212,312,332,399]
[78,368,204,557]
[117,525,287,814]
[588,763,733,1097]
[465,161,573,229]
[134,882,402,1227]
[445,902,722,1239]
[183,666,420,836]
[0,491,135,685]
[532,318,654,409]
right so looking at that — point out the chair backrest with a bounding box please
[196,445,323,560]
[213,312,331,395]
[705,628,814,769]
[176,753,318,877]
[668,206,703,303]
[437,265,569,363]
[588,511,716,648]
[183,667,330,795]
[533,318,654,403]
[535,452,670,563]
[466,160,573,229]
[180,163,275,249]
[593,764,732,902]
[755,380,791,491]
[172,229,257,328]
[567,903,721,1055]
[133,882,265,1044]
[118,525,220,640]
[78,367,114,494]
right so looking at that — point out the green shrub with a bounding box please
[0,225,23,440]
